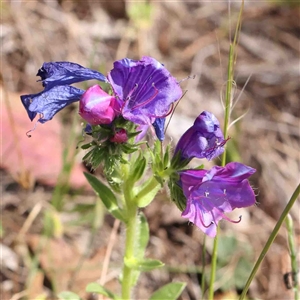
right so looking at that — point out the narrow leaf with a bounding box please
[84,173,125,221]
[58,291,81,300]
[86,282,119,299]
[149,282,187,300]
[125,257,164,271]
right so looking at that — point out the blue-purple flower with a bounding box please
[108,56,182,126]
[152,118,166,141]
[174,111,226,161]
[21,61,106,123]
[37,61,107,90]
[179,162,256,237]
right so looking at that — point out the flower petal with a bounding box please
[182,200,220,237]
[108,56,182,125]
[37,61,107,90]
[207,162,256,182]
[152,117,166,141]
[21,85,84,123]
[179,169,206,198]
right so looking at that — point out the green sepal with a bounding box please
[148,141,172,185]
[128,154,147,185]
[124,257,164,271]
[154,174,165,187]
[170,151,191,171]
[57,291,81,300]
[86,282,120,300]
[149,282,187,300]
[81,142,94,150]
[120,143,140,154]
[163,144,171,168]
[168,173,187,212]
[84,173,126,222]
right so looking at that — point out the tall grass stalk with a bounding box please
[208,2,244,299]
[285,214,299,300]
[239,183,300,300]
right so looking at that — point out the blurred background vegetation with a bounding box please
[1,1,299,299]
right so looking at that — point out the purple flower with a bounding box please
[179,162,256,237]
[21,85,85,123]
[37,61,107,90]
[79,85,119,125]
[108,56,182,126]
[20,57,182,136]
[174,111,226,161]
[20,62,106,123]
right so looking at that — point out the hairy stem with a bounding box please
[121,207,139,299]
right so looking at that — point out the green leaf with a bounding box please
[86,282,119,299]
[84,173,125,222]
[149,282,186,300]
[58,291,81,300]
[134,178,161,208]
[125,257,164,271]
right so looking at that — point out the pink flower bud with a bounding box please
[110,129,128,143]
[79,85,116,125]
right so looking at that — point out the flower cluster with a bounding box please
[171,111,256,237]
[21,56,256,237]
[21,57,182,141]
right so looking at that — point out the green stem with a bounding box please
[239,183,300,300]
[221,44,234,167]
[285,214,299,300]
[201,235,206,299]
[121,207,139,299]
[209,4,244,298]
[134,177,161,204]
[208,44,234,300]
[208,226,219,300]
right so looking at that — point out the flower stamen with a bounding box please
[26,117,41,137]
[130,83,159,111]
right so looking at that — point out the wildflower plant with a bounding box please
[21,55,257,299]
[20,1,300,298]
